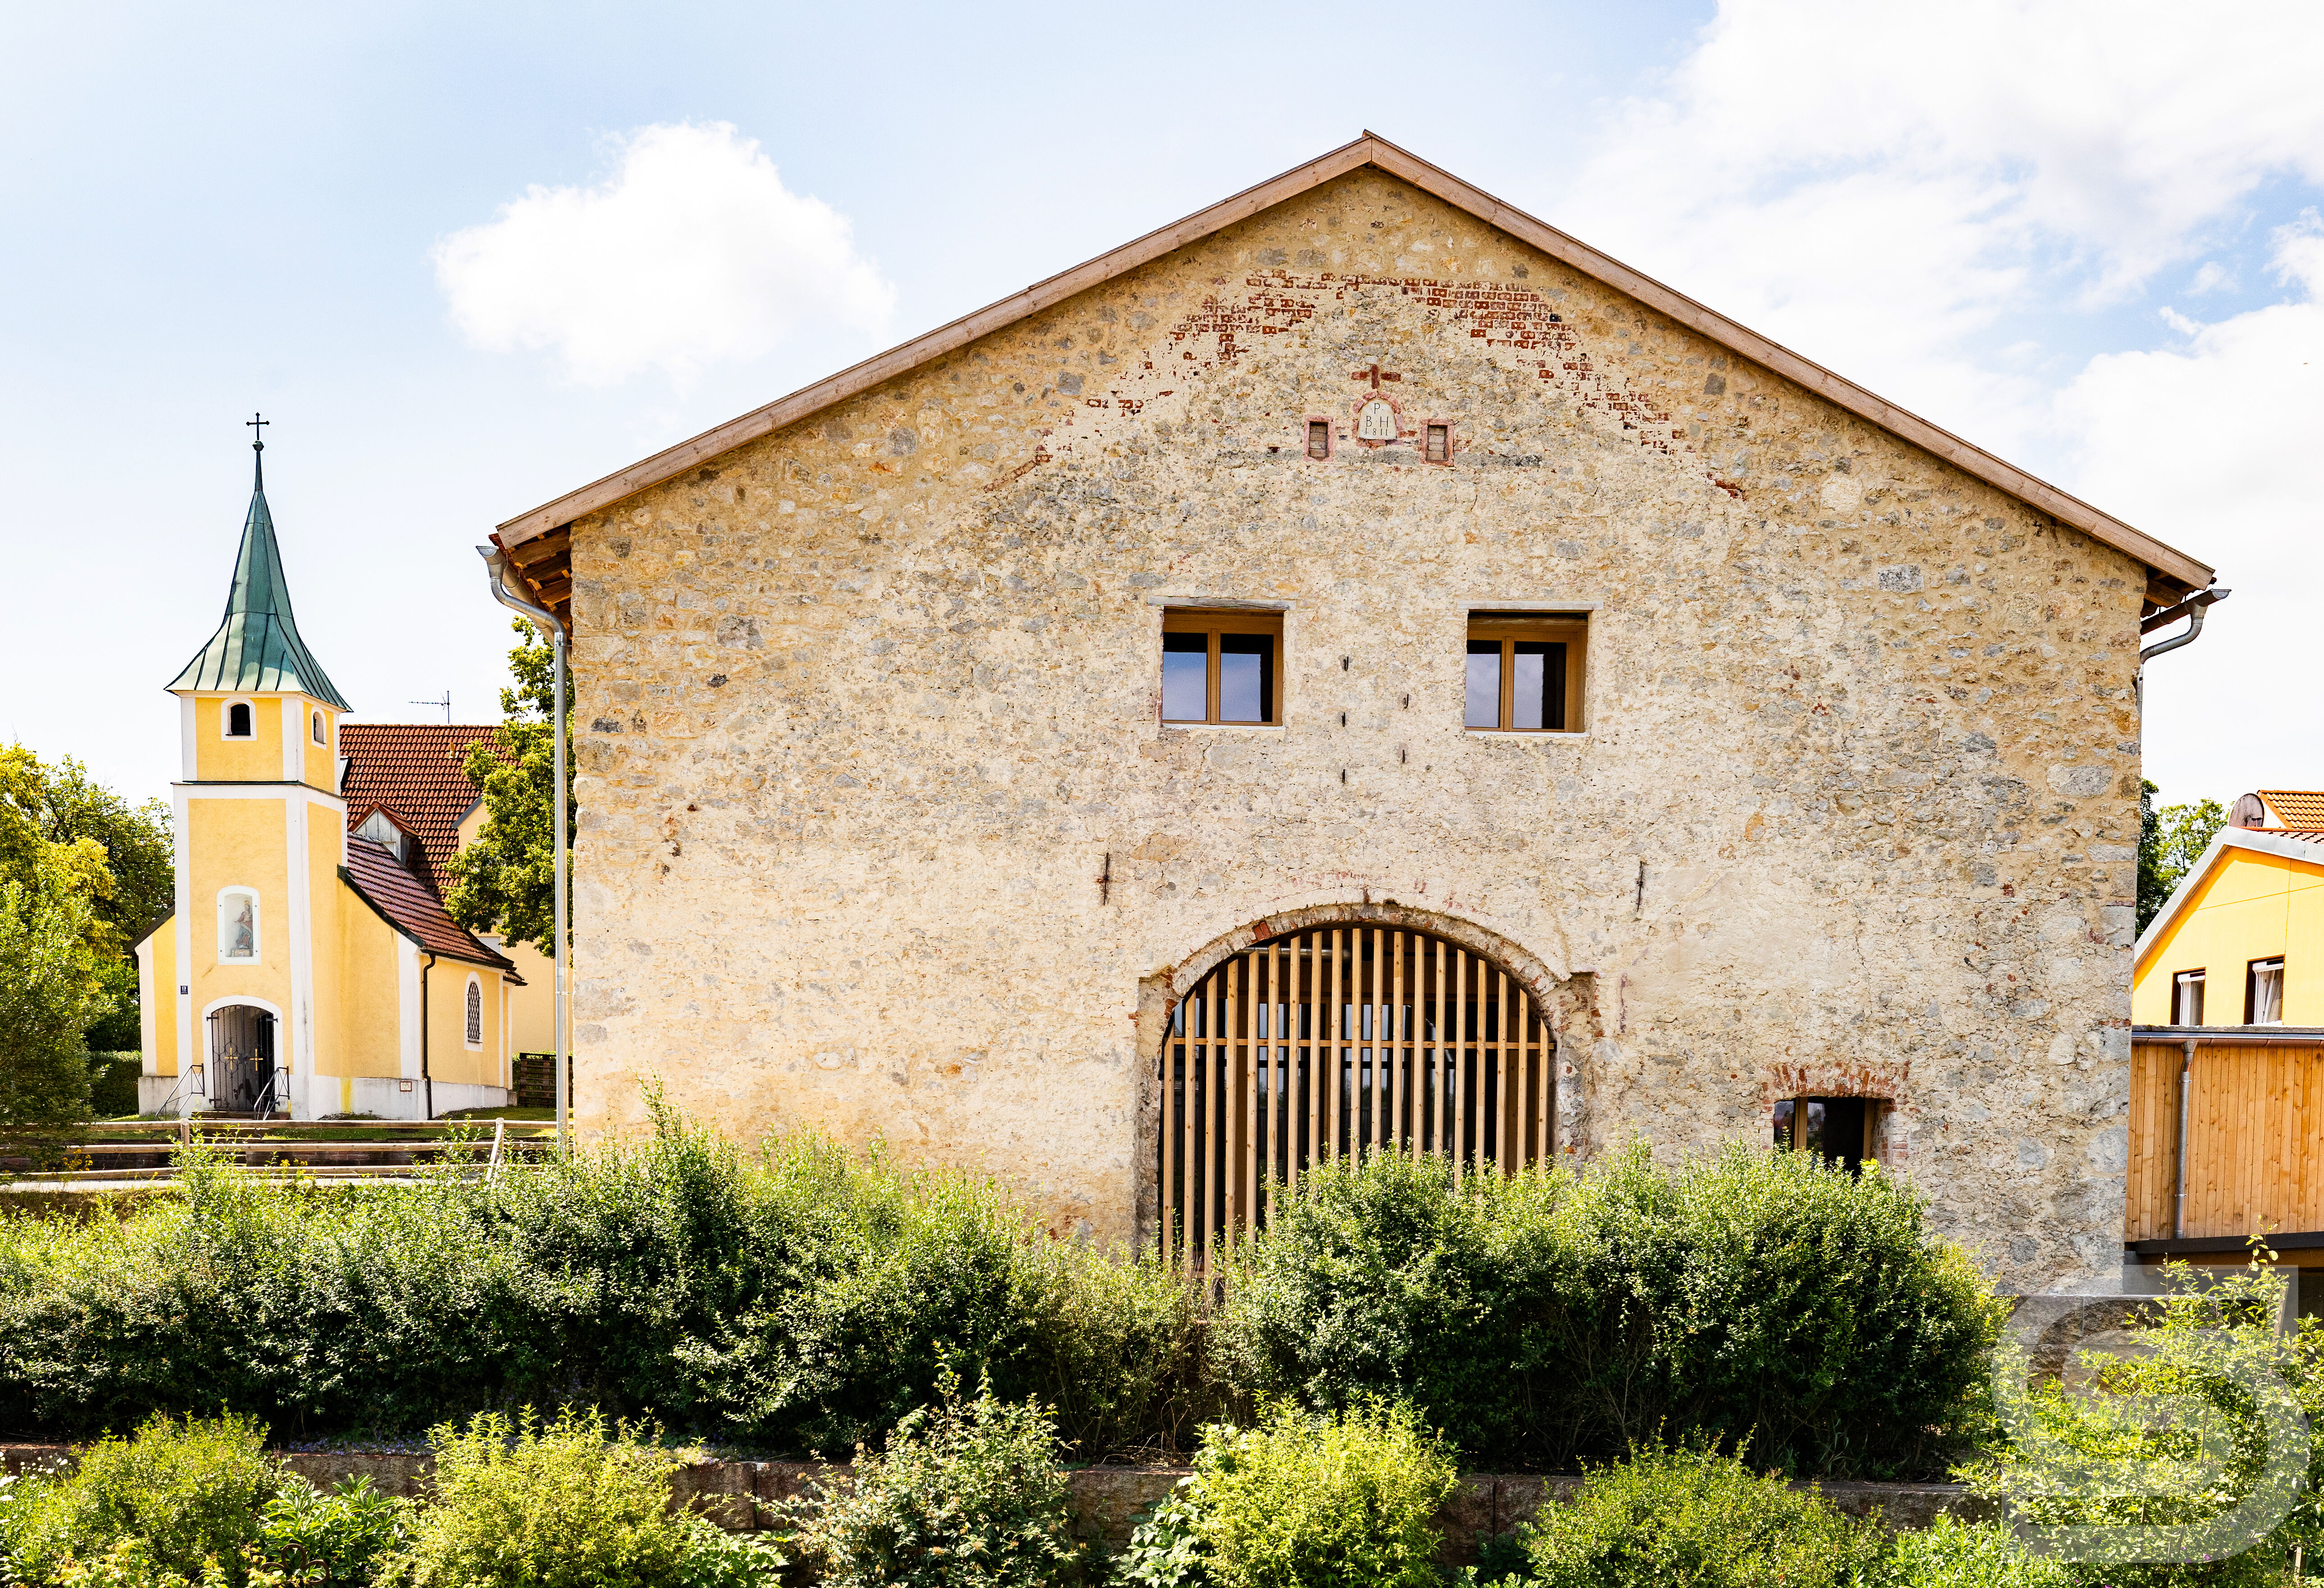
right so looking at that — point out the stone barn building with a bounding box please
[489,134,2219,1289]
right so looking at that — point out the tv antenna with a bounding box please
[410,692,451,723]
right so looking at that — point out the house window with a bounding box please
[1465,614,1587,732]
[1425,424,1450,463]
[2174,969,2206,1026]
[216,888,259,963]
[465,977,483,1050]
[1161,610,1282,725]
[311,710,325,745]
[224,701,254,738]
[1774,1095,1876,1173]
[2249,958,2285,1025]
[1306,420,1331,460]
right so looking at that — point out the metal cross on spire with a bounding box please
[247,412,269,452]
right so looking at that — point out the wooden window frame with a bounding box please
[1465,613,1586,733]
[1303,416,1333,461]
[1423,421,1452,465]
[1161,609,1285,726]
[2174,968,2206,1026]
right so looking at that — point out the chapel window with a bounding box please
[1465,614,1586,733]
[1162,610,1282,726]
[2249,958,2285,1025]
[1773,1095,1877,1173]
[225,701,253,738]
[465,978,483,1048]
[312,710,325,745]
[2174,969,2206,1026]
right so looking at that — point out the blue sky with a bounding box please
[5,1,2319,813]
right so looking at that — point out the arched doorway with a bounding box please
[1157,922,1557,1266]
[205,1004,279,1115]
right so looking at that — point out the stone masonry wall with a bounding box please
[562,168,2145,1289]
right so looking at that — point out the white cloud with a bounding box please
[1554,0,2324,452]
[2056,216,2324,797]
[433,122,895,385]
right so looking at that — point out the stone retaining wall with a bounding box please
[0,1444,1986,1564]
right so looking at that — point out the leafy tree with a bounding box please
[442,619,572,954]
[0,853,107,1126]
[0,746,164,1122]
[2138,779,2228,934]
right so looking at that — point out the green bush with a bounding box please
[788,1369,1076,1588]
[1520,1441,1888,1588]
[0,1412,285,1586]
[85,1057,140,1122]
[0,1110,1202,1457]
[244,1477,414,1588]
[1886,1514,2065,1588]
[1182,1401,1456,1588]
[1215,1145,2000,1476]
[393,1406,777,1588]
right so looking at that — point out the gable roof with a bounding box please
[342,835,517,972]
[337,723,503,894]
[172,449,351,709]
[2134,827,2324,965]
[2259,791,2324,830]
[494,131,2215,624]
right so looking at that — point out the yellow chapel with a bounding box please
[132,435,553,1118]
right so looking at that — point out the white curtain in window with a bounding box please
[2252,961,2284,1025]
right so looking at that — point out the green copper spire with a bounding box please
[168,419,351,709]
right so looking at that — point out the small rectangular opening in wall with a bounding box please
[1775,1094,1880,1173]
[1162,608,1284,725]
[2249,958,2285,1023]
[1306,420,1331,460]
[1425,424,1449,463]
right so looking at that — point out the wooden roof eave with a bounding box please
[493,131,2216,593]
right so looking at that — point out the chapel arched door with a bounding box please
[1157,923,1557,1268]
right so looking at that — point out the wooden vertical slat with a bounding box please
[1305,932,1321,1182]
[1223,954,1240,1253]
[1436,935,1452,1157]
[1497,969,1513,1173]
[1373,927,1389,1153]
[1511,986,1529,1171]
[1452,946,1467,1186]
[1385,930,1404,1153]
[1535,999,1552,1170]
[1241,952,1258,1246]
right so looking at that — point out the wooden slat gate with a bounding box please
[1158,925,1556,1268]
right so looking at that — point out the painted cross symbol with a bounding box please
[1350,360,1404,388]
[246,412,269,451]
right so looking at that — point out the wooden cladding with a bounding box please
[1157,925,1556,1268]
[2128,1036,2324,1242]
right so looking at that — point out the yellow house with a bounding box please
[132,437,535,1119]
[2125,799,2324,1276]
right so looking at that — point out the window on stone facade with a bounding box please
[1162,610,1282,725]
[1425,424,1450,463]
[1774,1095,1876,1173]
[224,701,254,738]
[1306,420,1331,460]
[2174,969,2206,1026]
[2249,958,2285,1025]
[1465,615,1586,732]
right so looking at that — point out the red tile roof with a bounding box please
[337,724,506,895]
[2260,791,2324,831]
[342,836,518,972]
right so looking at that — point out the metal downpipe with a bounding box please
[2174,1038,2196,1240]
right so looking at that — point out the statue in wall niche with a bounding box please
[226,896,254,959]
